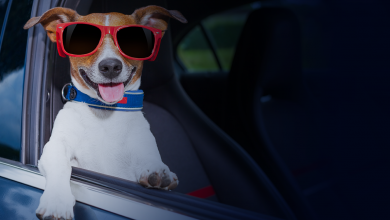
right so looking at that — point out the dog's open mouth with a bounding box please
[80,68,136,103]
[98,82,124,103]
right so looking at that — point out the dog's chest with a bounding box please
[64,102,152,179]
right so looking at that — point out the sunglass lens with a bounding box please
[63,24,101,55]
[117,27,155,58]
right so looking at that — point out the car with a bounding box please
[1,0,389,219]
[0,0,293,219]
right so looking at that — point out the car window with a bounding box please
[0,0,10,32]
[0,0,33,160]
[202,5,253,71]
[177,25,219,73]
[176,2,261,73]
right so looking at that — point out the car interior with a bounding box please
[1,0,389,219]
[41,0,297,219]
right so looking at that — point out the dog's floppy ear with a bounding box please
[131,5,187,33]
[24,7,79,42]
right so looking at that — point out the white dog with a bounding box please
[24,6,186,220]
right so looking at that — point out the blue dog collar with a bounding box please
[62,83,143,111]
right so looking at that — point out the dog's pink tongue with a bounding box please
[98,83,124,103]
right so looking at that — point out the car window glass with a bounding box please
[0,0,33,161]
[177,25,219,73]
[177,2,261,73]
[0,0,10,32]
[202,4,256,71]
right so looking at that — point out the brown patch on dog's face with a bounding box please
[24,6,187,103]
[66,13,144,95]
[76,13,143,87]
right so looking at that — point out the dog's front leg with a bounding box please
[36,141,74,220]
[36,108,80,220]
[131,128,179,190]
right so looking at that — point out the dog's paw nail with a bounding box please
[36,213,43,220]
[139,168,178,190]
[160,175,171,188]
[36,209,46,220]
[139,175,150,187]
[43,215,55,220]
[148,172,161,187]
[168,180,178,190]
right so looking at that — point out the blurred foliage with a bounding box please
[178,49,219,72]
[215,48,235,70]
[0,0,33,80]
[203,14,247,49]
[178,26,219,72]
[179,26,209,50]
[177,1,327,72]
[203,14,247,70]
[177,2,255,72]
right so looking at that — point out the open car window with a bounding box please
[0,0,33,161]
[177,25,220,73]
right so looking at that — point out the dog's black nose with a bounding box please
[98,58,122,79]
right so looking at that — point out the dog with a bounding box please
[24,5,186,220]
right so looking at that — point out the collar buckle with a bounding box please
[61,83,72,102]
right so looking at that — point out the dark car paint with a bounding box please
[0,177,131,220]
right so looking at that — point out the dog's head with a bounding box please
[24,6,186,104]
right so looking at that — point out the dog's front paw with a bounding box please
[138,164,178,190]
[36,188,75,220]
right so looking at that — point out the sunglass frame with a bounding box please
[56,22,163,61]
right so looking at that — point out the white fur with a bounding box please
[40,90,169,181]
[36,14,175,219]
[37,83,176,219]
[105,15,110,26]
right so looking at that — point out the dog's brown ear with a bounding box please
[131,5,187,33]
[24,7,79,42]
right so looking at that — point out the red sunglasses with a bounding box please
[56,22,163,61]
